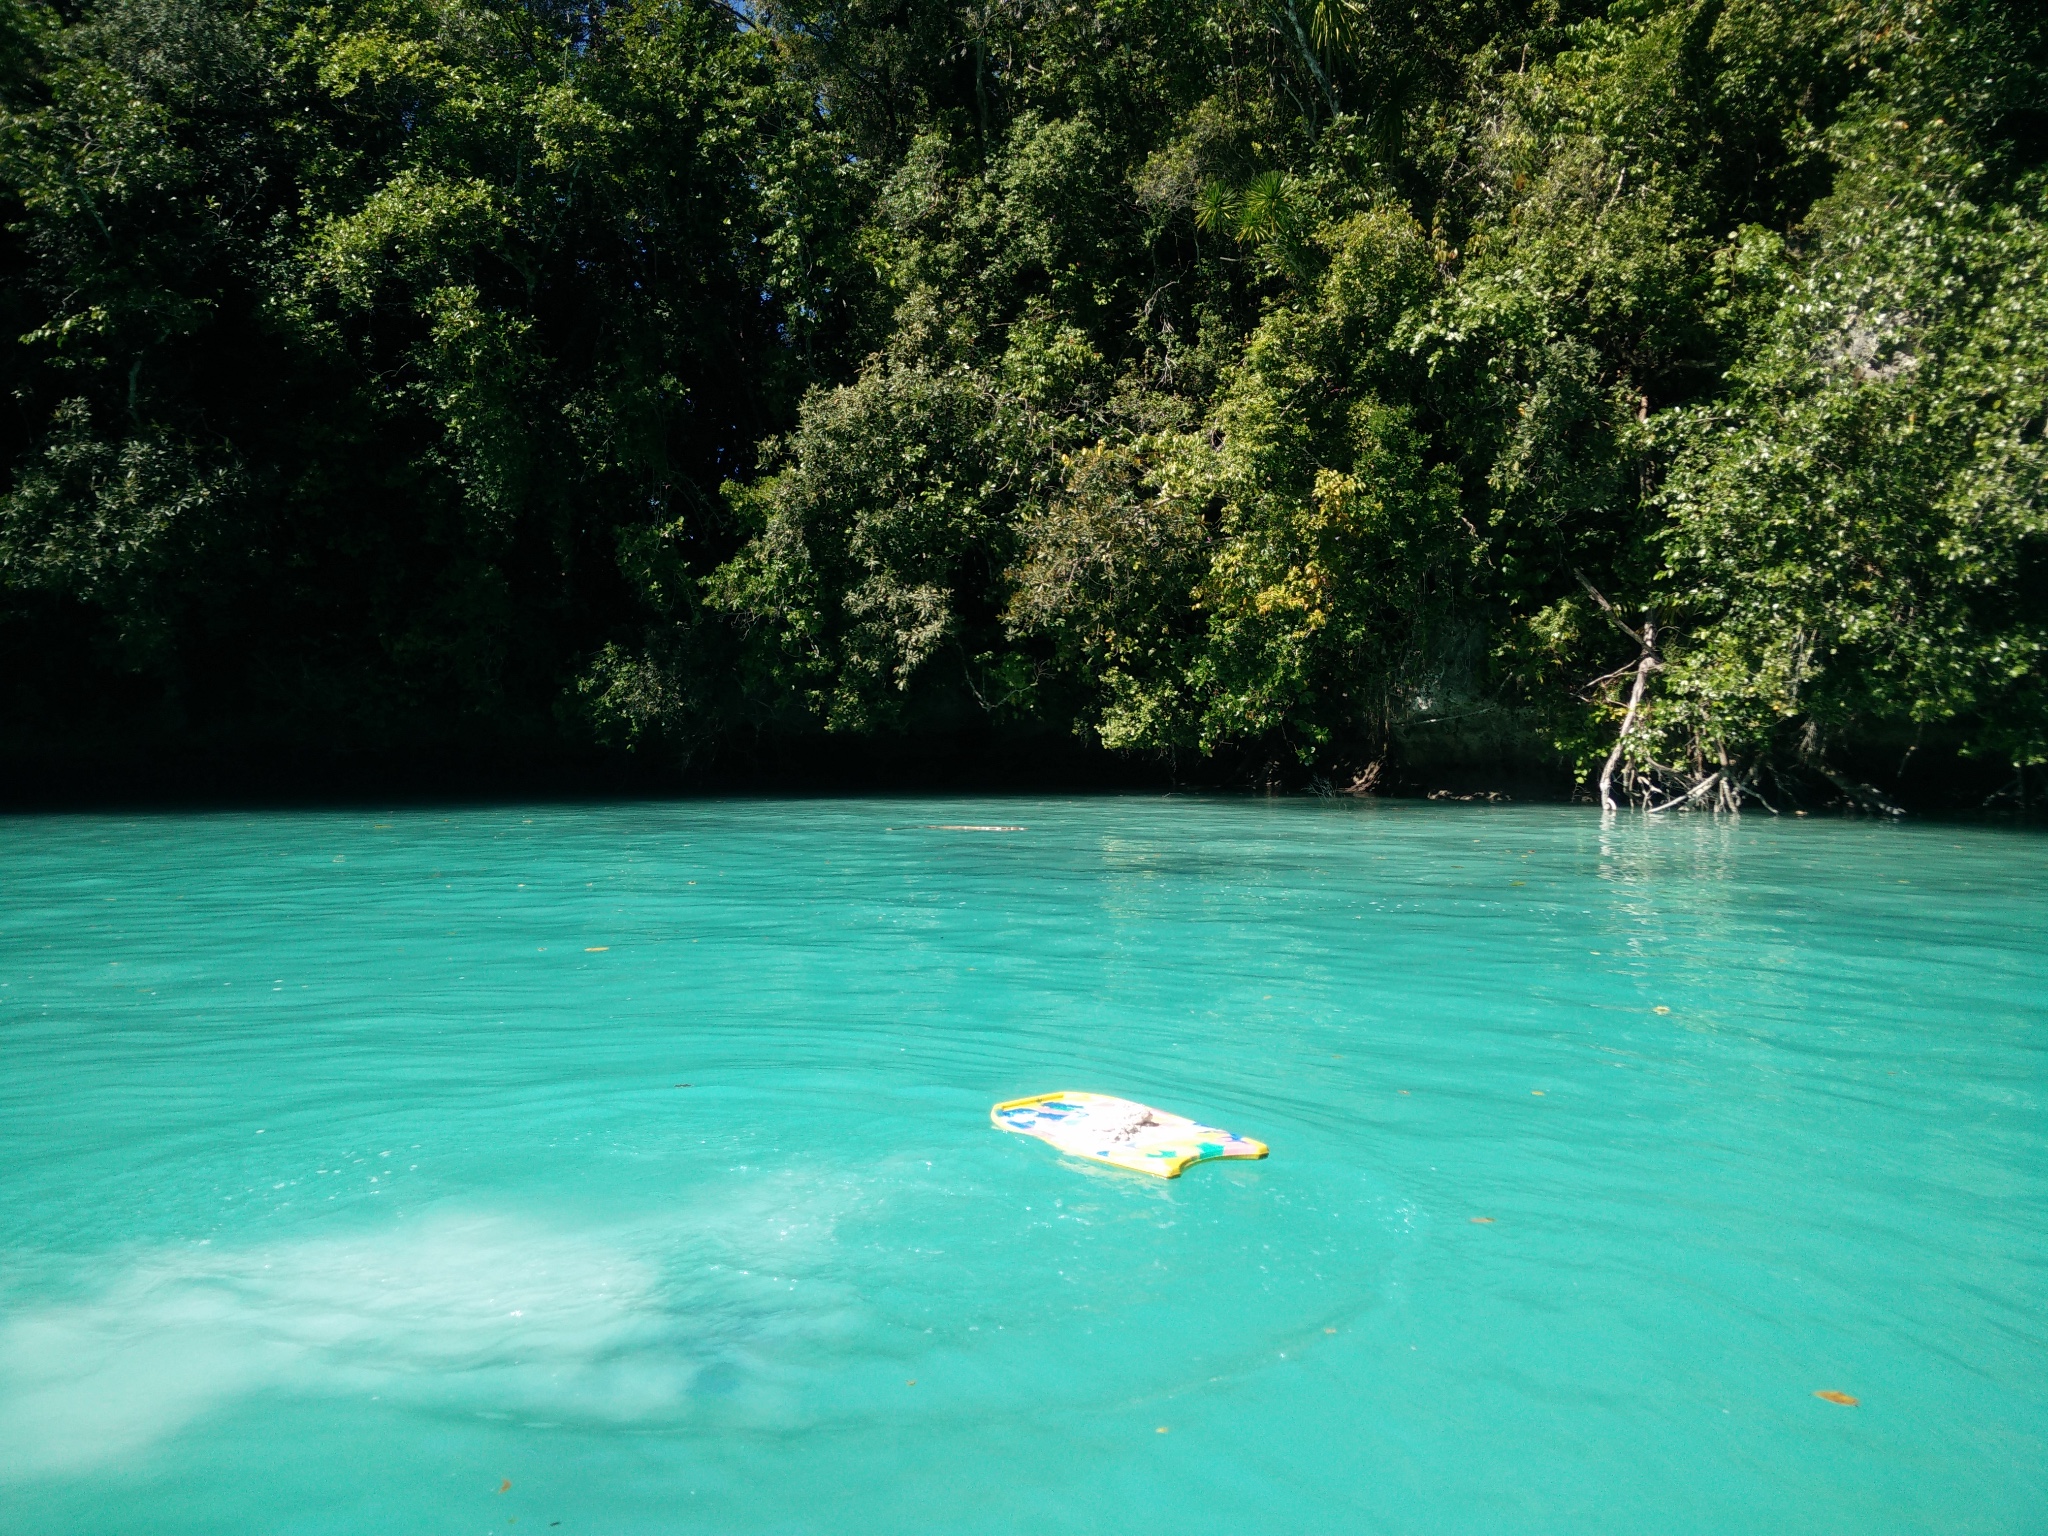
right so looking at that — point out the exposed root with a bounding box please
[1982,763,2038,813]
[1645,771,1721,814]
[1342,761,1383,796]
[1822,771,1905,817]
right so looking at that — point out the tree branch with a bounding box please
[1646,771,1720,814]
[1598,613,1658,811]
[1573,567,1643,646]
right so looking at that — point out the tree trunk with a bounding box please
[1599,616,1658,811]
[1277,0,1341,120]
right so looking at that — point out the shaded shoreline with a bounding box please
[1,728,2027,817]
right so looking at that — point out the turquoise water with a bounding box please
[1,799,2043,1534]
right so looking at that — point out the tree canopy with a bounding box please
[3,0,2041,803]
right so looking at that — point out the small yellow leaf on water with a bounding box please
[1531,1090,1545,1096]
[1815,1390,1859,1406]
[1156,1426,1170,1434]
[498,1480,512,1493]
[1654,1006,1671,1014]
[907,1379,916,1386]
[1471,1216,1495,1223]
[1324,1327,1338,1333]
[585,946,609,952]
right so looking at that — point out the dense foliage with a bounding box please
[2,0,2042,801]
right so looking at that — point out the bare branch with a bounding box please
[1646,771,1720,814]
[1573,567,1644,646]
[1823,771,1905,817]
[1598,614,1658,811]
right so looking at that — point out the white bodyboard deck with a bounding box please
[991,1092,1268,1178]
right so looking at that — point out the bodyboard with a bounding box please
[991,1091,1268,1178]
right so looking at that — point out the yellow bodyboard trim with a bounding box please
[991,1091,1268,1178]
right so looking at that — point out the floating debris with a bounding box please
[992,1092,1266,1178]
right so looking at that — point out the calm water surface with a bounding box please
[1,799,2042,1534]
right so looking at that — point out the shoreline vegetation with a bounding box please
[1,0,2042,813]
